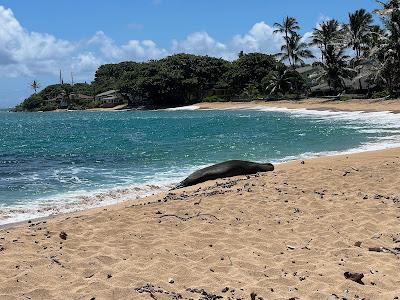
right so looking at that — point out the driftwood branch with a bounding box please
[369,247,400,255]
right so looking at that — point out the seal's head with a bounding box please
[260,163,274,172]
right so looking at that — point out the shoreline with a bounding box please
[1,146,399,231]
[1,101,400,228]
[1,146,399,299]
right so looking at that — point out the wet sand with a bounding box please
[0,147,399,299]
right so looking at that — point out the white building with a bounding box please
[95,90,123,104]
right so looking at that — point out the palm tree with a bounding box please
[367,25,385,50]
[274,16,300,66]
[366,2,400,96]
[273,16,300,40]
[310,19,343,61]
[374,0,399,16]
[30,80,40,94]
[276,33,315,67]
[346,9,374,58]
[312,45,356,93]
[263,67,294,95]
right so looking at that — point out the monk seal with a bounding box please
[174,160,274,189]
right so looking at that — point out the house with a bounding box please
[95,90,124,104]
[298,65,374,95]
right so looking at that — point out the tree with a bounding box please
[275,33,314,67]
[263,67,294,96]
[313,45,356,93]
[310,19,343,61]
[273,16,300,40]
[30,80,40,94]
[369,2,400,96]
[224,52,279,94]
[374,0,399,15]
[273,16,300,66]
[345,9,374,58]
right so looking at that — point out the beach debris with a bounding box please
[135,283,183,299]
[344,272,364,285]
[159,212,219,222]
[59,231,68,240]
[343,171,351,176]
[221,287,229,293]
[287,245,296,250]
[250,292,257,300]
[168,277,174,284]
[50,255,64,267]
[186,288,223,299]
[368,246,400,255]
[354,241,362,247]
[371,233,382,239]
[393,234,400,243]
[300,161,305,164]
[301,239,312,250]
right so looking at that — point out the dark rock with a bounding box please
[344,272,364,285]
[59,231,68,240]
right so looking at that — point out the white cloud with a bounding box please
[88,31,123,59]
[122,39,167,59]
[71,52,103,74]
[0,4,321,106]
[231,21,284,54]
[88,31,167,61]
[0,6,75,76]
[171,31,232,59]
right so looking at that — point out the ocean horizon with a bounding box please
[1,105,400,225]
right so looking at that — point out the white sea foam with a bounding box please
[231,105,400,157]
[0,164,208,226]
[165,105,200,111]
[0,180,172,226]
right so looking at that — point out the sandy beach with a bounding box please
[196,98,400,113]
[0,139,399,299]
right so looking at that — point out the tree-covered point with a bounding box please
[14,83,94,112]
[16,52,295,111]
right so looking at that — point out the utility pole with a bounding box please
[71,72,74,86]
[59,70,63,85]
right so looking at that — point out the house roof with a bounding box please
[296,65,314,74]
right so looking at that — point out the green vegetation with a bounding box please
[14,83,95,112]
[15,0,400,112]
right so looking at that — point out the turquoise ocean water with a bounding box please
[1,105,400,224]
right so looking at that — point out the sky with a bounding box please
[0,0,379,108]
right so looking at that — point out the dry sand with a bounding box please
[196,98,400,112]
[0,147,399,299]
